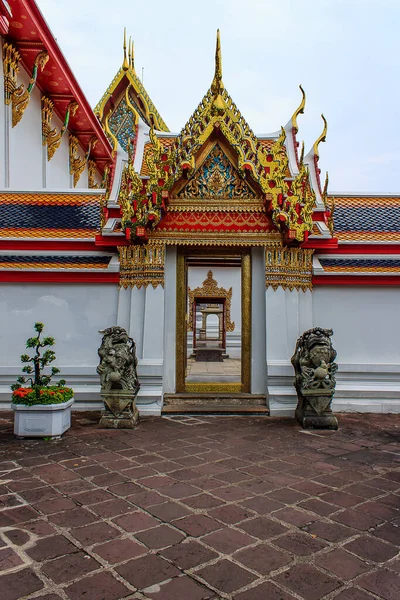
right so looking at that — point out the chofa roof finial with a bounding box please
[123,28,129,71]
[313,114,328,160]
[291,85,306,133]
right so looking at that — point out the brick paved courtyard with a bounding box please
[0,412,399,600]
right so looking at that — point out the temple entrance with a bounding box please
[186,268,241,389]
[175,247,251,394]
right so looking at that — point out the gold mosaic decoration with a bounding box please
[45,100,78,162]
[12,50,49,127]
[69,135,97,187]
[187,270,235,332]
[265,247,314,291]
[178,145,256,199]
[95,29,168,132]
[118,243,165,289]
[118,32,316,244]
[88,160,99,188]
[2,42,20,104]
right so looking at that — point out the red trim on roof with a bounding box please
[313,275,400,286]
[315,244,400,255]
[302,238,338,249]
[0,271,119,283]
[0,240,101,251]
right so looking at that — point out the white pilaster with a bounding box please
[163,246,177,394]
[251,247,267,396]
[117,286,131,332]
[129,287,146,359]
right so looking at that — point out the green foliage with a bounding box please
[11,322,73,405]
[12,385,73,406]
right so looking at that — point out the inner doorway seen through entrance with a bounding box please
[176,249,251,394]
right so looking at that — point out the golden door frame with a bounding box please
[176,247,251,394]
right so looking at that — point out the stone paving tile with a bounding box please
[26,534,78,561]
[274,563,342,599]
[144,575,216,599]
[239,515,288,539]
[0,547,24,570]
[274,530,328,555]
[194,558,257,594]
[234,542,293,575]
[160,539,219,570]
[116,554,180,588]
[146,500,191,521]
[92,537,146,563]
[357,568,400,600]
[332,590,377,600]
[134,523,185,549]
[65,570,132,600]
[315,548,371,580]
[41,551,100,583]
[234,580,298,600]
[172,514,222,536]
[0,412,399,600]
[0,567,44,600]
[202,527,256,554]
[344,535,399,562]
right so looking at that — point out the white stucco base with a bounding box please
[1,281,400,416]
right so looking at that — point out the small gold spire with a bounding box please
[299,140,305,164]
[313,114,328,159]
[131,39,135,72]
[291,85,306,132]
[128,36,132,67]
[211,29,225,114]
[123,28,129,71]
[211,29,223,95]
[323,171,329,198]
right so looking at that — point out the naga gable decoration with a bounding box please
[291,327,338,429]
[97,326,140,428]
[12,50,49,127]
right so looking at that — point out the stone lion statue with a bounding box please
[291,327,338,429]
[97,326,140,393]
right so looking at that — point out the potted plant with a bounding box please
[11,322,74,439]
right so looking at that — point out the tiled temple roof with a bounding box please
[319,257,400,273]
[0,255,112,270]
[0,193,102,239]
[332,195,400,242]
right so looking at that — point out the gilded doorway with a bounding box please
[176,247,251,394]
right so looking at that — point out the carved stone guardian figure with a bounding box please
[291,327,338,429]
[97,326,140,428]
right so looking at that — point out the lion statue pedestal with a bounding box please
[291,327,338,430]
[97,327,140,429]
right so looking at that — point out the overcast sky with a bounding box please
[36,0,400,194]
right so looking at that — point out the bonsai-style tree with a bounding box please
[11,323,72,405]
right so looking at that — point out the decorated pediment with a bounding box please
[178,144,257,200]
[115,31,325,246]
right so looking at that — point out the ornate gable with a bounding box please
[115,31,325,247]
[178,144,257,200]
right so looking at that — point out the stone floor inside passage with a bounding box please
[0,412,399,600]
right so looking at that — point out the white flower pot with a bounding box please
[11,398,74,439]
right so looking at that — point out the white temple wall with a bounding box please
[45,110,71,189]
[266,287,313,415]
[0,283,119,409]
[313,285,400,414]
[266,285,400,415]
[0,38,5,189]
[8,69,43,190]
[116,285,164,414]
